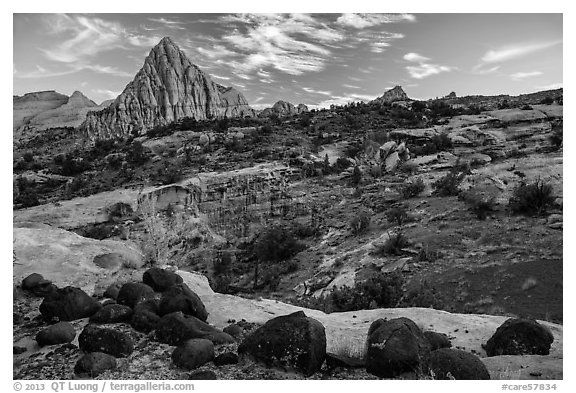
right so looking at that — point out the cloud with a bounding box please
[403,52,454,79]
[302,87,332,96]
[147,17,186,30]
[15,63,133,79]
[404,53,430,62]
[343,84,360,89]
[336,13,415,29]
[480,40,561,63]
[511,71,543,80]
[92,88,121,100]
[219,14,343,76]
[471,65,501,75]
[197,44,238,59]
[314,93,378,109]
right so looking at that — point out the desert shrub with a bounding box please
[127,140,148,164]
[349,165,362,186]
[549,127,563,149]
[432,167,467,196]
[462,192,497,220]
[296,271,404,313]
[343,142,363,158]
[430,133,453,151]
[155,162,183,185]
[350,211,371,235]
[332,157,352,173]
[417,245,441,262]
[22,152,34,162]
[254,226,305,264]
[521,104,533,110]
[540,96,554,105]
[509,179,556,216]
[386,207,409,226]
[400,280,442,309]
[373,231,410,256]
[398,161,419,175]
[105,202,134,221]
[400,178,425,198]
[60,154,90,176]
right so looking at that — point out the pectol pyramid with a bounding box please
[82,37,253,139]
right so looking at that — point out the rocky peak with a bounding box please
[65,91,97,108]
[81,37,253,140]
[373,86,409,104]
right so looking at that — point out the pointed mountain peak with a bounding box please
[65,90,97,107]
[373,85,409,104]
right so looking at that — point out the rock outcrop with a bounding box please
[372,86,409,104]
[82,37,253,140]
[259,100,298,117]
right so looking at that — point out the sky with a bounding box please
[13,13,563,109]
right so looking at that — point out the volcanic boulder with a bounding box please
[39,286,101,321]
[143,267,183,292]
[89,304,134,324]
[74,352,117,377]
[429,348,490,380]
[116,282,155,308]
[155,312,233,346]
[158,283,208,321]
[35,322,76,347]
[172,338,215,370]
[365,317,431,378]
[78,325,134,358]
[238,311,326,376]
[484,318,554,356]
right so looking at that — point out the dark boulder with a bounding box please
[172,339,215,370]
[36,322,76,347]
[214,352,239,366]
[103,283,122,300]
[485,318,554,356]
[89,304,133,324]
[238,311,326,376]
[365,317,431,378]
[130,300,161,333]
[78,325,134,358]
[143,268,183,292]
[189,370,217,380]
[22,273,56,296]
[223,323,243,339]
[325,352,365,369]
[116,282,155,308]
[155,312,233,346]
[429,348,490,380]
[424,331,452,351]
[158,283,208,321]
[39,286,101,321]
[74,352,117,377]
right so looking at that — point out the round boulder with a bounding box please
[143,268,183,292]
[214,352,239,366]
[89,304,133,324]
[36,322,76,347]
[158,283,208,321]
[78,324,134,358]
[365,317,431,378]
[485,318,554,356]
[429,348,490,380]
[103,283,122,300]
[238,311,326,377]
[189,370,217,380]
[22,273,56,296]
[74,352,117,377]
[172,338,215,370]
[155,312,233,346]
[116,282,155,308]
[39,286,101,321]
[424,331,452,351]
[130,300,161,333]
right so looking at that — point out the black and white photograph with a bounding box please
[9,2,567,386]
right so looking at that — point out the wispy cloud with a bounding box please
[15,63,132,79]
[147,17,186,30]
[511,71,543,80]
[403,52,454,79]
[480,40,561,63]
[343,84,360,89]
[92,88,121,100]
[302,87,332,96]
[471,65,500,75]
[336,13,415,29]
[197,44,238,59]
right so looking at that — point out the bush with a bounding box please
[549,127,563,149]
[350,212,370,235]
[296,271,405,313]
[349,165,362,186]
[254,226,305,264]
[540,96,554,105]
[509,179,556,216]
[463,192,497,220]
[373,231,410,256]
[400,178,425,198]
[386,207,409,226]
[430,134,453,151]
[433,168,467,196]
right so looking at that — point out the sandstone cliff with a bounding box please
[372,85,409,104]
[259,100,309,117]
[13,91,69,130]
[82,37,254,140]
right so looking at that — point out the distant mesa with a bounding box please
[259,100,309,118]
[82,36,254,140]
[372,86,410,105]
[13,90,104,133]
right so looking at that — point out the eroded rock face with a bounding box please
[238,311,327,376]
[82,37,253,140]
[373,86,409,104]
[259,100,297,117]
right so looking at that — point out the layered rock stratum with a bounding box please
[82,37,254,140]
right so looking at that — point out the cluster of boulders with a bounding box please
[19,270,555,380]
[376,140,410,172]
